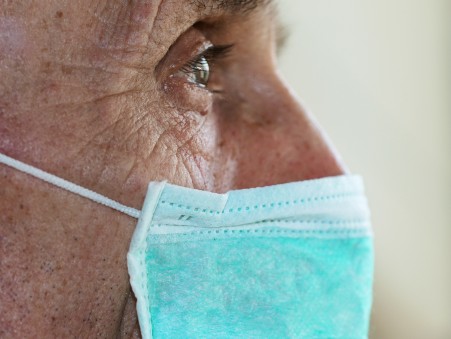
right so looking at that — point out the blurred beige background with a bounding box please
[278,0,451,338]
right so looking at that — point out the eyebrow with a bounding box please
[193,0,289,53]
[207,0,290,53]
[195,0,273,14]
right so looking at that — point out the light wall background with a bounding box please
[278,1,450,338]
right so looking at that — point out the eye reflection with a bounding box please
[184,55,210,87]
[181,44,233,89]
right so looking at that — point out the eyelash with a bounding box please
[181,44,234,82]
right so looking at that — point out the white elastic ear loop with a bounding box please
[0,153,141,219]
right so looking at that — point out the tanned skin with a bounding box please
[0,0,345,337]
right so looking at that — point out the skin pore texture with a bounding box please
[0,0,345,337]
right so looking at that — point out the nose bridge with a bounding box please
[231,70,346,189]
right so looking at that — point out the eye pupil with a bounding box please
[192,56,210,87]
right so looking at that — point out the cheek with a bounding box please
[147,80,222,190]
[157,111,222,191]
[159,75,218,157]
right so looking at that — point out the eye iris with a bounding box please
[192,56,210,87]
[180,44,232,89]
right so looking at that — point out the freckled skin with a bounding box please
[0,0,345,337]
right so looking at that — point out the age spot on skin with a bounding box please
[55,11,64,19]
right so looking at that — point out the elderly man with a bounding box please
[0,0,373,338]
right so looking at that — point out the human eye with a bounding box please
[180,44,233,90]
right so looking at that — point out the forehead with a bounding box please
[89,0,279,68]
[96,0,276,37]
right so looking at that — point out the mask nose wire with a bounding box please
[0,153,141,219]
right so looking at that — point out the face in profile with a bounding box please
[0,1,353,337]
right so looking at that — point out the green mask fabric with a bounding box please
[0,153,373,338]
[128,175,373,339]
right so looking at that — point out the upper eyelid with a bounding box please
[200,44,234,62]
[154,27,212,79]
[183,44,235,70]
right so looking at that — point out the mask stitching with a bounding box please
[146,227,371,242]
[191,228,367,235]
[160,192,361,215]
[151,226,369,234]
[257,219,367,225]
[150,219,368,227]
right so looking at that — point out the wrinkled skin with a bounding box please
[0,0,345,337]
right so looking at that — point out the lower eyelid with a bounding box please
[164,74,214,116]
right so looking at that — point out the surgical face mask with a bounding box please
[0,153,373,338]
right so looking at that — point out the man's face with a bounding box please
[0,1,347,336]
[1,0,343,205]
